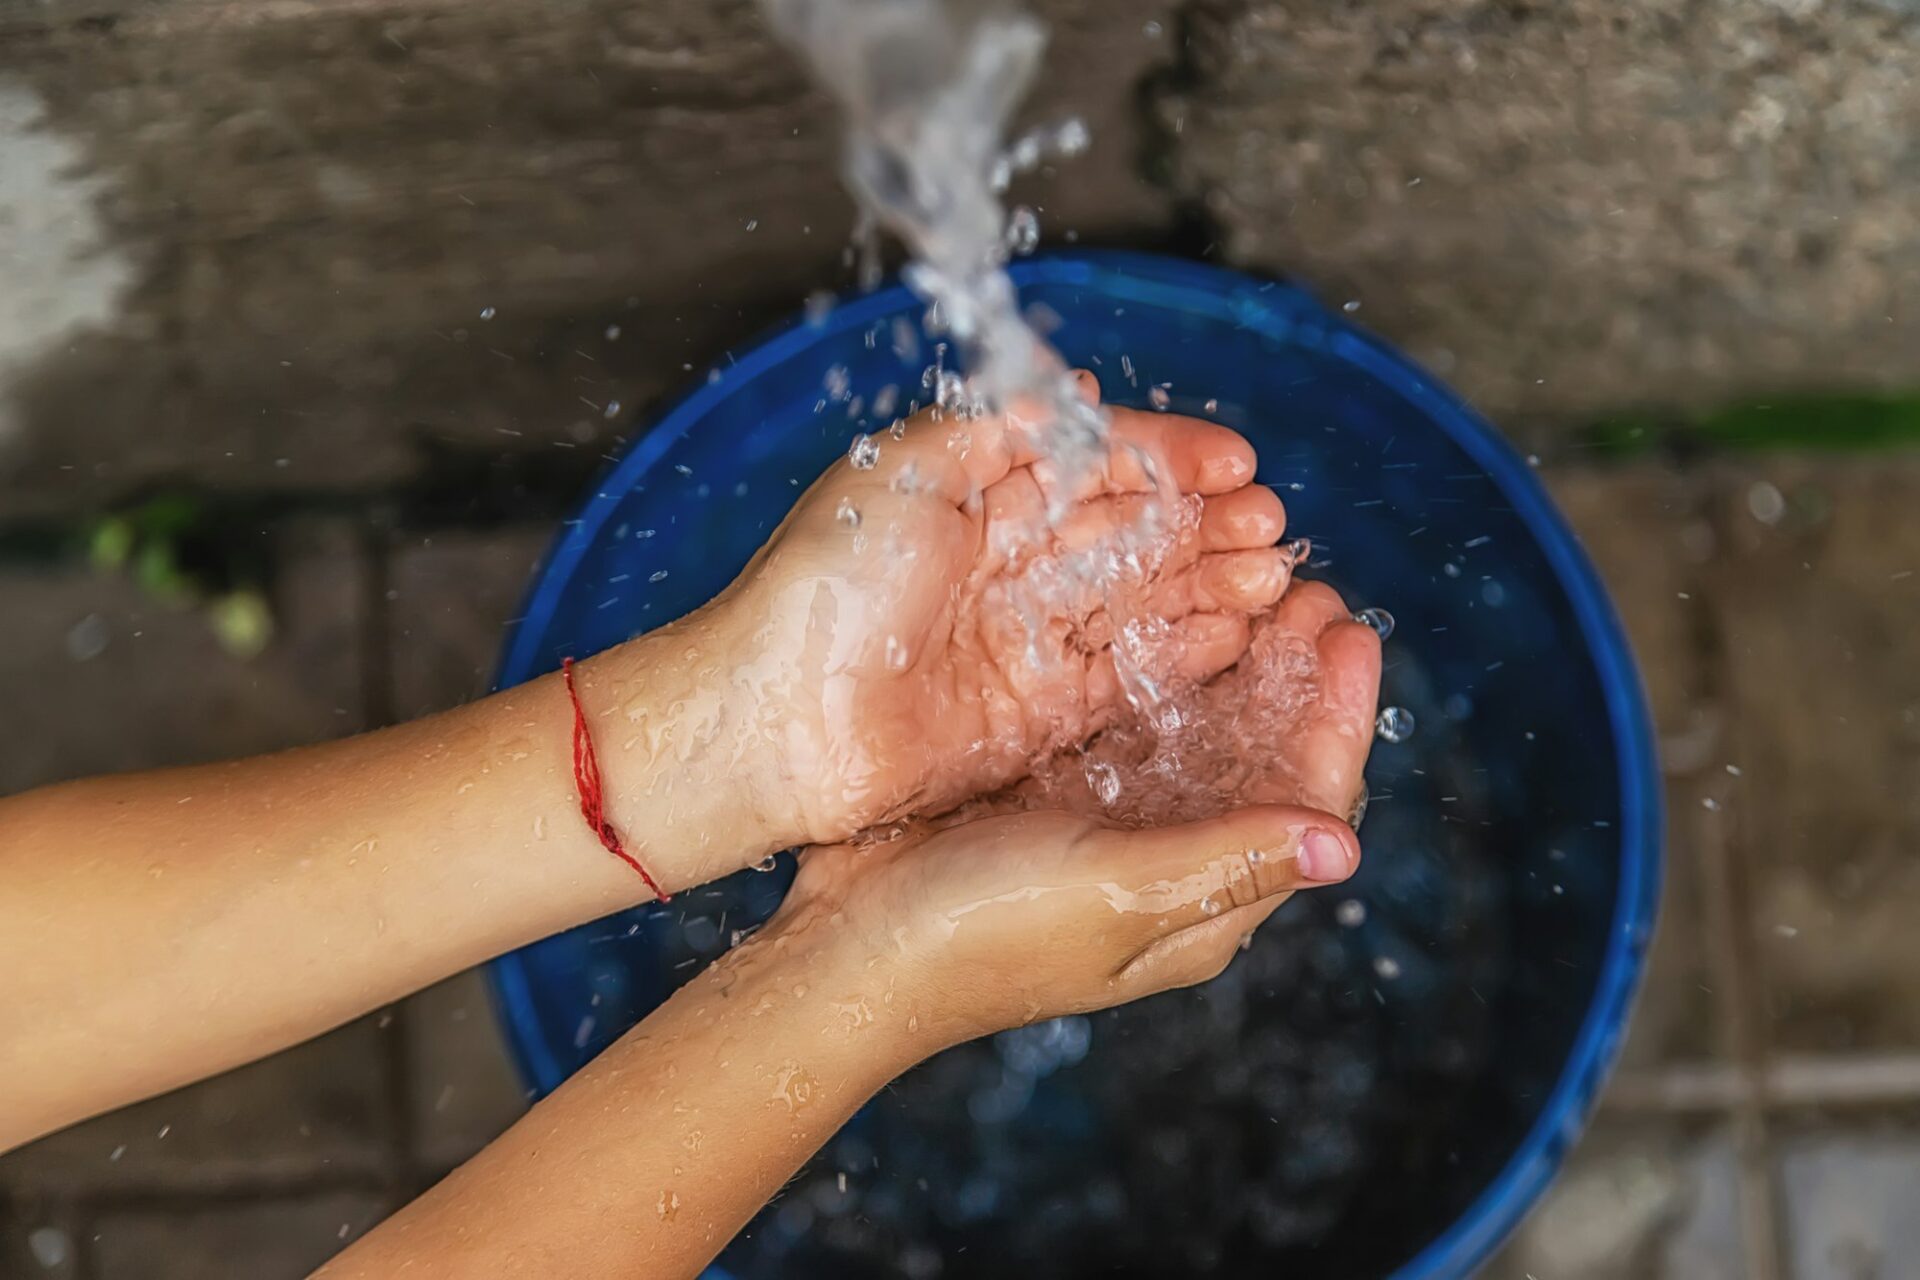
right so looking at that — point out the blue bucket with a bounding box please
[487,251,1661,1278]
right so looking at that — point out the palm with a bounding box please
[745,383,1302,844]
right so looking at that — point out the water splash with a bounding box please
[761,0,1108,493]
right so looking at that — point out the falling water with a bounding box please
[760,0,1109,492]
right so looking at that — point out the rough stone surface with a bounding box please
[0,0,1181,519]
[1483,1115,1744,1280]
[1546,464,1722,1068]
[1162,0,1920,430]
[88,1189,389,1280]
[402,968,530,1173]
[0,1018,395,1196]
[0,519,366,793]
[1697,458,1920,1054]
[386,525,553,719]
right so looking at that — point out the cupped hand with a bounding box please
[768,804,1361,1046]
[725,375,1298,846]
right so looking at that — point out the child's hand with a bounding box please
[769,804,1360,1047]
[721,376,1294,847]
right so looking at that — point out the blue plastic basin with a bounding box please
[487,251,1661,1279]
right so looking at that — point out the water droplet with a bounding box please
[1342,299,1361,313]
[1055,117,1091,156]
[1204,397,1219,414]
[1747,481,1786,526]
[604,323,622,341]
[805,290,836,327]
[836,498,862,528]
[753,854,779,873]
[1085,761,1121,806]
[848,432,880,469]
[479,305,496,320]
[1353,606,1395,640]
[1348,780,1370,829]
[885,635,909,670]
[1335,899,1367,928]
[1142,19,1163,36]
[1373,955,1402,980]
[1375,706,1416,743]
[1200,896,1222,917]
[649,570,669,583]
[1284,537,1312,566]
[820,365,851,402]
[1006,205,1040,255]
[603,399,622,420]
[1148,386,1171,410]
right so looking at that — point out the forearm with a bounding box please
[0,615,801,1149]
[317,907,926,1279]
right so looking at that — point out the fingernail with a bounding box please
[1297,828,1352,883]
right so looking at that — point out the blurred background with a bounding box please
[2,0,1918,1276]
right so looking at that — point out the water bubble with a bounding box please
[479,305,496,320]
[1335,899,1367,928]
[848,433,881,469]
[604,323,622,341]
[1353,606,1395,640]
[1055,117,1091,156]
[603,399,622,420]
[65,612,108,662]
[1085,760,1121,807]
[1747,481,1787,526]
[836,498,862,528]
[1204,397,1220,414]
[1342,299,1361,313]
[1283,537,1312,566]
[1373,955,1402,980]
[1143,19,1163,36]
[1375,706,1416,743]
[1442,561,1462,578]
[1148,386,1171,410]
[753,854,779,873]
[1006,206,1040,255]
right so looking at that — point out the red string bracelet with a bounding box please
[560,657,670,902]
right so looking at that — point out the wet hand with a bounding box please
[770,805,1360,1047]
[724,374,1296,846]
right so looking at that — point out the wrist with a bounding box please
[741,884,949,1075]
[578,612,810,889]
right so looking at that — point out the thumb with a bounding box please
[1116,805,1359,937]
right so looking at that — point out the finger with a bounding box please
[1170,610,1252,683]
[1197,484,1286,551]
[1273,578,1352,638]
[1184,548,1294,614]
[873,407,1046,507]
[1292,619,1383,815]
[979,467,1050,572]
[1107,408,1258,496]
[1115,805,1359,936]
[1029,409,1259,509]
[1116,894,1289,992]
